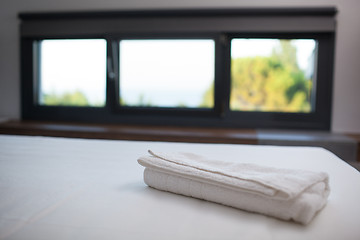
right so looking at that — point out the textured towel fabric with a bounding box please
[138,150,330,225]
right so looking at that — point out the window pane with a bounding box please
[39,39,107,107]
[230,38,316,113]
[119,39,215,108]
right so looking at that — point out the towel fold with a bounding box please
[138,150,330,224]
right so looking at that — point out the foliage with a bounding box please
[199,82,214,108]
[120,93,154,107]
[229,40,312,112]
[42,90,90,106]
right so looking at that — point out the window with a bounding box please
[19,8,336,129]
[119,39,215,108]
[38,39,107,107]
[230,38,316,113]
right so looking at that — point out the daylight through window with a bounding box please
[39,39,107,107]
[230,38,316,113]
[119,39,215,108]
[19,8,336,129]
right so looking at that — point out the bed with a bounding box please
[0,134,359,239]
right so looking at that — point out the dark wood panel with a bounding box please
[1,120,359,162]
[0,120,258,145]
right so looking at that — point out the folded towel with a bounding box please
[138,150,330,225]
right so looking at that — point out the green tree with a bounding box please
[199,82,214,108]
[42,90,90,106]
[272,40,298,71]
[120,93,154,107]
[228,40,312,112]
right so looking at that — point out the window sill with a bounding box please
[0,120,358,162]
[0,120,258,144]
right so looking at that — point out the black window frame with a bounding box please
[19,8,337,130]
[225,32,335,129]
[110,33,222,118]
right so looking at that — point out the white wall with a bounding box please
[1,0,359,133]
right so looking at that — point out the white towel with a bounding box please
[138,150,330,225]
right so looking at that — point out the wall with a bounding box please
[0,0,359,133]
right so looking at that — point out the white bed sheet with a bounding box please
[0,134,359,240]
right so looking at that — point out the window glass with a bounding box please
[119,39,215,108]
[230,38,317,113]
[39,39,107,107]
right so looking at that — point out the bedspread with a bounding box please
[0,134,359,240]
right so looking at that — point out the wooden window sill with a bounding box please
[0,120,258,144]
[0,120,358,162]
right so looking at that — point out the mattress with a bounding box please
[0,134,359,240]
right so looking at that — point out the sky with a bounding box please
[40,39,107,105]
[231,38,316,71]
[119,39,214,107]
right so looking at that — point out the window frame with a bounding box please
[21,36,113,123]
[19,8,336,130]
[35,38,108,108]
[110,33,222,117]
[224,32,335,129]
